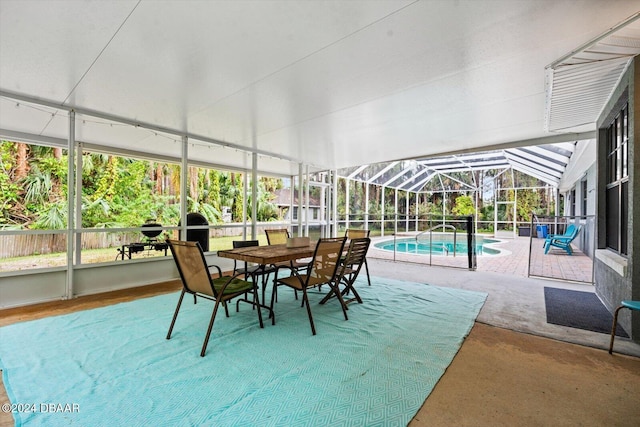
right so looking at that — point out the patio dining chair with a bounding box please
[345,228,372,286]
[232,239,277,309]
[543,224,581,255]
[166,239,263,357]
[265,228,310,301]
[270,237,347,335]
[265,228,289,245]
[320,237,371,309]
[265,228,310,271]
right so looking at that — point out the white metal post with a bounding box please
[365,183,369,231]
[332,169,338,237]
[415,192,419,232]
[345,177,350,232]
[394,188,398,236]
[493,177,498,235]
[555,188,560,232]
[243,171,248,240]
[381,186,385,237]
[514,187,518,238]
[180,136,188,241]
[289,174,294,229]
[65,110,76,300]
[74,141,83,266]
[474,189,479,235]
[320,184,326,237]
[326,170,332,238]
[305,164,310,237]
[251,153,258,240]
[442,191,446,228]
[298,163,303,236]
[513,169,517,237]
[405,191,409,232]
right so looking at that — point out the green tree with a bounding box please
[452,194,475,216]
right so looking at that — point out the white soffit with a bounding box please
[545,12,640,132]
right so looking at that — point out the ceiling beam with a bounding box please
[0,90,302,165]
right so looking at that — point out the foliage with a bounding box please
[1,139,559,234]
[33,200,67,229]
[1,142,21,225]
[0,141,291,230]
[452,195,475,216]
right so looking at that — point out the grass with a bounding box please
[1,231,395,273]
[0,235,272,272]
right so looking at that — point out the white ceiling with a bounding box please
[1,1,639,176]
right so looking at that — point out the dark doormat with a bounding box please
[544,287,629,337]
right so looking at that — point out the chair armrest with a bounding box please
[207,264,223,277]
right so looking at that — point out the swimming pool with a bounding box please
[374,237,502,256]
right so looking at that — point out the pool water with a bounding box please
[374,237,501,256]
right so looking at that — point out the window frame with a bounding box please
[581,180,588,216]
[604,104,629,256]
[570,188,576,217]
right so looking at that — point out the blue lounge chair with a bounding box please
[543,224,581,255]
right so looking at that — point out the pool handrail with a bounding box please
[416,224,457,257]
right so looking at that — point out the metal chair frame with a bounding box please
[345,229,372,286]
[320,237,371,307]
[271,237,347,335]
[232,239,277,314]
[167,239,264,357]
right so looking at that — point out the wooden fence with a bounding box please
[1,224,295,259]
[1,232,140,258]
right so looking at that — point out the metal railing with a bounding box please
[417,224,458,258]
[364,215,476,270]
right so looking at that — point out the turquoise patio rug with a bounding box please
[0,277,486,426]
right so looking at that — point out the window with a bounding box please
[605,104,628,256]
[570,188,576,217]
[581,180,587,216]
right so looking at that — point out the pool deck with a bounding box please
[368,233,594,284]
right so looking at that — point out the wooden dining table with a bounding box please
[217,243,316,323]
[217,243,315,265]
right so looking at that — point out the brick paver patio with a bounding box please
[368,234,594,284]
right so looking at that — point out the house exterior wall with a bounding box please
[564,164,597,258]
[581,164,597,258]
[558,143,597,258]
[281,206,321,222]
[595,55,639,342]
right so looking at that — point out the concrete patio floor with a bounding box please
[365,254,640,357]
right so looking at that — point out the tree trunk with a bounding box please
[15,142,29,180]
[189,167,198,202]
[155,164,164,194]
